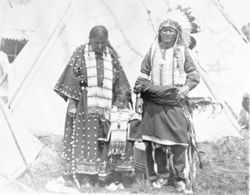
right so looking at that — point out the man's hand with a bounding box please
[177,85,190,100]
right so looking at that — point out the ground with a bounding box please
[18,130,249,195]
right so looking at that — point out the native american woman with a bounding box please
[54,26,133,184]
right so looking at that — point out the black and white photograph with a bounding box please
[0,0,249,194]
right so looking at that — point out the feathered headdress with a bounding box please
[157,6,200,49]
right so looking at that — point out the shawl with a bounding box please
[84,46,113,110]
[134,76,181,106]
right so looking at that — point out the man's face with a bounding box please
[160,27,178,46]
[90,36,107,53]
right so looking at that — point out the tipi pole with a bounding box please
[0,173,34,193]
[138,0,157,34]
[213,0,249,44]
[0,102,40,191]
[8,0,76,108]
[193,54,242,134]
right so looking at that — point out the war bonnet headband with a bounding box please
[158,6,200,47]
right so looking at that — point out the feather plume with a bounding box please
[156,6,200,48]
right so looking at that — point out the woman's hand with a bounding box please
[177,85,190,100]
[67,98,77,118]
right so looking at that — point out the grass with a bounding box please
[18,131,249,194]
[194,135,249,195]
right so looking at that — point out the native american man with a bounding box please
[134,9,200,192]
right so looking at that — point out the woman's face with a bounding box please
[160,27,178,46]
[90,36,107,53]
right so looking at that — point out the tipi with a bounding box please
[0,0,248,141]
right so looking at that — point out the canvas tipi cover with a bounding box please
[3,0,248,140]
[0,100,42,188]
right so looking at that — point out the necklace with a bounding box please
[160,48,166,59]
